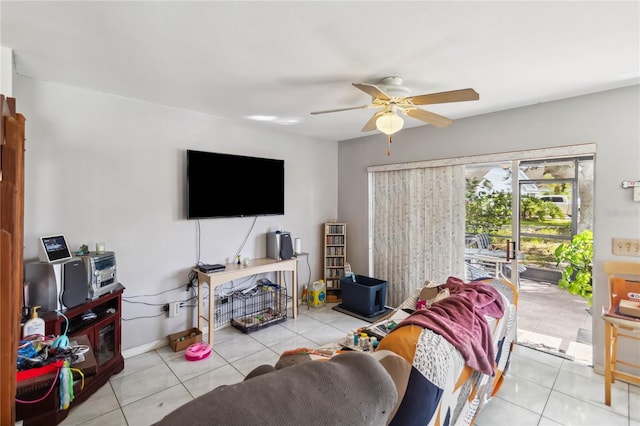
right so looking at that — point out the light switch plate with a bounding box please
[634,187,640,202]
[612,238,640,256]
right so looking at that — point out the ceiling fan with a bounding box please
[310,76,479,154]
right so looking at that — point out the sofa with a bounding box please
[153,350,399,426]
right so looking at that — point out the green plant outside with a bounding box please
[466,179,565,235]
[466,178,573,267]
[554,230,593,306]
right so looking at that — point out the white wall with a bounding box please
[15,76,338,351]
[338,85,640,372]
[12,70,640,369]
[0,46,12,96]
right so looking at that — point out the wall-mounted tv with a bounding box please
[186,149,285,219]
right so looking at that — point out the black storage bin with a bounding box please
[340,275,388,316]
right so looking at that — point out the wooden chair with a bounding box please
[601,261,640,406]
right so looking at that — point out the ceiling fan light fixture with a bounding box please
[376,112,404,135]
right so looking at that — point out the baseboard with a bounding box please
[122,338,168,359]
[592,362,604,376]
[122,323,236,358]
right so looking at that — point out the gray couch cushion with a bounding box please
[153,351,397,426]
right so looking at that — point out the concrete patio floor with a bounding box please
[516,277,593,365]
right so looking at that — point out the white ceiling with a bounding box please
[1,1,638,142]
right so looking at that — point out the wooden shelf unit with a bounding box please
[323,222,346,302]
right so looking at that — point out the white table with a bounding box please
[193,257,298,346]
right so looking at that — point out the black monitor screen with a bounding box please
[186,150,285,219]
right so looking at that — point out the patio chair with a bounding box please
[466,233,493,250]
[465,260,492,281]
[465,232,527,278]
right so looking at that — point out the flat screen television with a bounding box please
[186,149,285,219]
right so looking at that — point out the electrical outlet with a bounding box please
[612,238,640,256]
[169,302,180,317]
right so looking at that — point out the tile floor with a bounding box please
[48,294,637,426]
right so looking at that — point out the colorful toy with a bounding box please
[185,342,212,361]
[59,360,74,410]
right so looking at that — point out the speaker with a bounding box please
[267,231,294,261]
[60,258,90,309]
[280,233,293,260]
[25,261,64,312]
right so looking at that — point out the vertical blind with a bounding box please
[371,165,466,306]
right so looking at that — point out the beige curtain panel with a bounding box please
[371,165,466,306]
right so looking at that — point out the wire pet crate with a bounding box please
[231,281,287,333]
[213,294,237,329]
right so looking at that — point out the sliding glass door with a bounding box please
[517,157,593,277]
[464,162,521,287]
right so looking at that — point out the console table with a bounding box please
[193,257,298,345]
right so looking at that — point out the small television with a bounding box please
[186,150,285,219]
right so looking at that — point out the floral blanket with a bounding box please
[378,277,517,426]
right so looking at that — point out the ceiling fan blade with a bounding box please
[352,83,390,100]
[310,105,371,115]
[406,108,453,128]
[409,88,479,105]
[361,112,381,132]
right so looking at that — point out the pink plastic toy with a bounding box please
[185,342,212,361]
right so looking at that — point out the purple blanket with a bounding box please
[394,277,505,375]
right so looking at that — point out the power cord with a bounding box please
[122,312,166,321]
[121,279,198,321]
[233,216,258,260]
[195,219,202,265]
[123,284,189,298]
[302,253,311,287]
[123,215,262,322]
[194,215,257,268]
[51,311,70,350]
